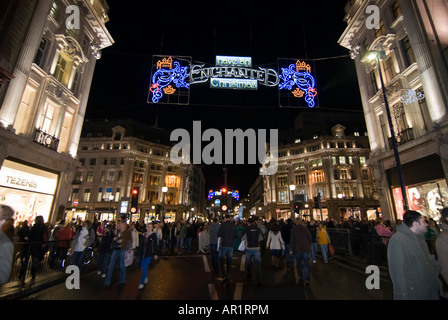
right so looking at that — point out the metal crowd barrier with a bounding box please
[326,228,390,266]
[7,240,98,283]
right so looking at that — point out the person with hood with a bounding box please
[0,205,14,285]
[387,210,442,300]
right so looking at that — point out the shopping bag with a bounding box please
[125,249,134,267]
[238,240,246,252]
[328,243,335,256]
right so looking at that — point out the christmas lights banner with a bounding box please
[148,55,318,108]
[278,58,319,108]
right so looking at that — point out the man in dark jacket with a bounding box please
[241,218,262,285]
[290,219,312,286]
[217,215,237,283]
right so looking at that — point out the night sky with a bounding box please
[86,0,362,197]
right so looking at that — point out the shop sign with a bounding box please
[0,160,58,195]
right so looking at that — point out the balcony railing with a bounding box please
[388,127,414,149]
[33,129,60,151]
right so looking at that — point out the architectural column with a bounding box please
[353,156,365,199]
[68,47,100,158]
[353,56,383,152]
[0,0,54,128]
[399,0,448,125]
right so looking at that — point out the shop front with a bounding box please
[0,159,58,226]
[388,154,448,221]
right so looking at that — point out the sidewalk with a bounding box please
[0,265,97,300]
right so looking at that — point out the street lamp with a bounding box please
[365,50,409,212]
[289,185,296,218]
[162,186,168,222]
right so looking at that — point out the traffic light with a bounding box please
[294,202,300,214]
[221,187,227,195]
[131,188,139,213]
[313,195,320,209]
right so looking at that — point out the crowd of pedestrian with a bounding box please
[1,206,447,300]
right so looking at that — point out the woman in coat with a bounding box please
[137,222,159,289]
[266,223,285,268]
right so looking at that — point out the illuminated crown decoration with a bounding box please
[292,88,305,98]
[163,85,176,95]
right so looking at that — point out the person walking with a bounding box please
[241,218,262,285]
[266,223,285,268]
[97,224,114,278]
[137,222,159,289]
[217,214,237,284]
[281,219,293,270]
[70,220,95,272]
[387,210,442,300]
[103,220,132,287]
[208,217,220,272]
[307,220,318,264]
[0,205,14,285]
[316,222,331,264]
[290,218,312,286]
[175,219,187,255]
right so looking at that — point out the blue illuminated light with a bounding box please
[279,59,318,108]
[149,57,190,104]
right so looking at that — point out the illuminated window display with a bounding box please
[392,179,448,221]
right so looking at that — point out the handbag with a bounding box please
[238,240,246,252]
[328,243,335,256]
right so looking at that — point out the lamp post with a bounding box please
[289,184,296,218]
[366,50,409,212]
[162,186,168,222]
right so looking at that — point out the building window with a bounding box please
[165,175,179,188]
[97,188,103,202]
[340,169,348,180]
[83,189,91,202]
[54,54,68,84]
[277,176,288,187]
[86,171,94,183]
[295,174,306,185]
[34,38,48,67]
[370,70,379,93]
[71,188,79,202]
[278,190,289,204]
[39,102,57,135]
[383,55,396,83]
[362,169,370,180]
[374,19,386,38]
[402,36,416,67]
[391,1,402,20]
[311,170,325,183]
[106,171,115,182]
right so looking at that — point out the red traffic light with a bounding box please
[132,188,139,195]
[221,187,227,194]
